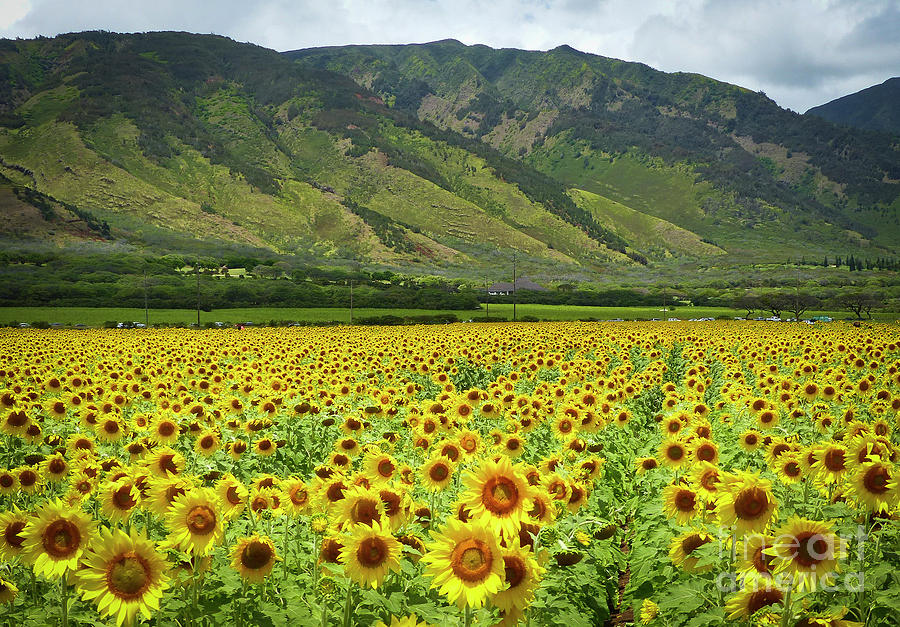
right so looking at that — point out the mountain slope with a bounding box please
[0,32,897,279]
[289,40,900,258]
[806,77,900,136]
[0,32,676,277]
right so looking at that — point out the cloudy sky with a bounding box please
[1,0,897,112]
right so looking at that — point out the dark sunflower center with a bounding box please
[4,521,25,548]
[107,552,151,599]
[793,532,829,568]
[863,465,890,494]
[752,546,774,573]
[675,489,696,512]
[159,422,175,437]
[241,540,274,570]
[642,459,658,470]
[696,445,716,461]
[747,588,783,615]
[680,533,709,554]
[113,485,137,510]
[200,436,214,449]
[186,506,216,536]
[380,490,401,516]
[226,486,243,505]
[429,463,449,482]
[49,458,66,474]
[326,482,346,502]
[824,449,846,472]
[451,539,492,583]
[377,460,395,477]
[290,486,308,506]
[784,462,801,477]
[734,487,769,519]
[503,555,526,588]
[350,498,380,526]
[667,445,684,461]
[19,470,36,487]
[42,519,81,558]
[356,536,387,568]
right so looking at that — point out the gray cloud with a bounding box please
[1,0,897,112]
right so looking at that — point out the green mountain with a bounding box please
[1,32,898,283]
[806,78,900,136]
[289,40,900,259]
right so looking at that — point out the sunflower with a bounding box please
[254,437,277,457]
[692,462,723,499]
[100,478,141,524]
[490,539,545,613]
[145,476,194,517]
[662,483,700,525]
[340,520,402,588]
[635,457,659,474]
[736,533,776,581]
[230,534,280,583]
[21,498,96,579]
[374,614,433,627]
[766,517,844,591]
[76,526,169,627]
[774,454,805,485]
[459,456,531,538]
[362,451,398,485]
[421,456,455,492]
[16,465,42,495]
[150,414,180,445]
[668,529,714,573]
[0,577,17,606]
[144,447,186,478]
[336,485,386,528]
[39,452,69,483]
[280,477,311,517]
[165,488,224,555]
[421,518,505,609]
[849,458,894,513]
[1,409,29,437]
[717,471,777,535]
[658,439,689,469]
[693,439,719,464]
[194,430,221,457]
[812,444,849,485]
[725,580,784,620]
[216,474,249,520]
[0,508,27,561]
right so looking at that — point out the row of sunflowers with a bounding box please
[0,322,899,626]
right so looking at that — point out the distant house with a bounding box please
[487,277,547,295]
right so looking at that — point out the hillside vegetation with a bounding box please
[0,32,897,284]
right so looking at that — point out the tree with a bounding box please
[787,293,820,321]
[758,292,791,318]
[734,293,760,318]
[837,290,882,319]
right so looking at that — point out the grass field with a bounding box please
[0,305,896,326]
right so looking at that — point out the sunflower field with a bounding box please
[1,321,899,626]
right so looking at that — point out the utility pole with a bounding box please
[196,263,201,328]
[143,271,149,327]
[512,250,517,322]
[349,279,354,325]
[484,276,489,320]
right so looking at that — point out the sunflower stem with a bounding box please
[59,575,69,627]
[341,583,354,627]
[464,604,473,627]
[780,576,793,627]
[283,514,291,586]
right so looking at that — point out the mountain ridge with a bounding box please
[806,77,900,136]
[0,31,896,281]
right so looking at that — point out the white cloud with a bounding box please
[0,0,896,111]
[0,0,30,30]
